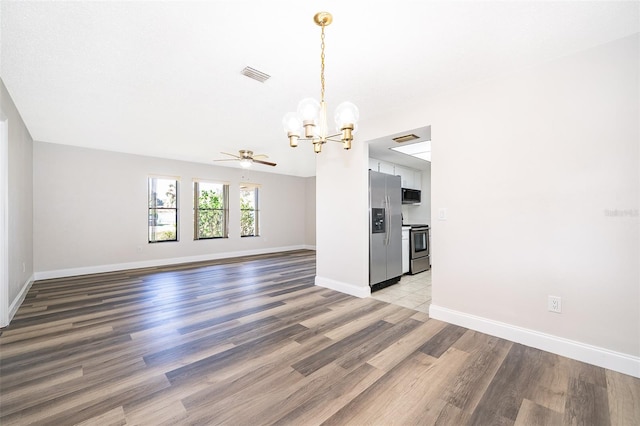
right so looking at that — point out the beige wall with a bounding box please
[33,142,310,275]
[305,176,316,247]
[0,78,34,325]
[348,34,639,371]
[429,34,639,357]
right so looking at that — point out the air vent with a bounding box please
[241,66,271,83]
[393,134,420,143]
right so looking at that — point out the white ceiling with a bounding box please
[1,1,638,177]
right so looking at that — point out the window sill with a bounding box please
[194,236,229,241]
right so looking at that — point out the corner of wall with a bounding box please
[315,275,371,298]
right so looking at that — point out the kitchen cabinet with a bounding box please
[395,166,422,190]
[369,157,422,190]
[369,158,395,175]
[395,166,413,189]
[402,227,410,274]
[411,170,422,190]
[378,161,395,175]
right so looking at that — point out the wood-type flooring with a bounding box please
[1,250,638,425]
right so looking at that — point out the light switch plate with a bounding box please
[438,208,447,221]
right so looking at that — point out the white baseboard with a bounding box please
[429,304,640,379]
[303,245,316,250]
[34,245,311,281]
[4,273,34,326]
[315,275,371,298]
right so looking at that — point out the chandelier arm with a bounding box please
[325,134,344,142]
[296,135,342,142]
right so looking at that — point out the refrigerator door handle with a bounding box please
[385,195,391,246]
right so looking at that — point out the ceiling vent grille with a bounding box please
[392,134,420,143]
[241,66,271,83]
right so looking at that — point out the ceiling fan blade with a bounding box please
[213,158,238,162]
[252,154,269,159]
[220,152,241,159]
[253,159,277,167]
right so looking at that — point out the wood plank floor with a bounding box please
[1,250,638,425]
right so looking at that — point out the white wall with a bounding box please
[33,142,310,277]
[0,78,34,326]
[356,34,639,375]
[315,140,370,297]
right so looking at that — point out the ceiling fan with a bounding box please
[214,150,277,168]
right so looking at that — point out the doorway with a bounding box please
[367,125,432,312]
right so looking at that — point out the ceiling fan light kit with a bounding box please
[282,12,359,154]
[215,150,276,168]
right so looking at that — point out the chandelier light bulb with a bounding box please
[334,101,360,131]
[297,98,320,122]
[282,112,301,134]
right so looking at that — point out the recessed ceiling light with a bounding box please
[391,141,431,162]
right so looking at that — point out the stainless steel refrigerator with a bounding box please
[369,170,402,291]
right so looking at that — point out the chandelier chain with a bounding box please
[320,24,326,103]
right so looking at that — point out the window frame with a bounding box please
[240,184,260,237]
[148,176,179,243]
[193,179,229,240]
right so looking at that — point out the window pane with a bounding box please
[240,185,259,237]
[148,208,177,242]
[149,179,177,208]
[240,210,256,236]
[149,177,178,243]
[198,209,224,238]
[195,181,228,239]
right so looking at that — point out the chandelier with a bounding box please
[282,12,359,153]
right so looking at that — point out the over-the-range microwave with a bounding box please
[402,188,421,204]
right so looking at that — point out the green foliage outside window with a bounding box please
[195,182,228,239]
[197,188,224,238]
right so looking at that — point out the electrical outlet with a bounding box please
[548,295,562,313]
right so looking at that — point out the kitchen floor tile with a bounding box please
[393,297,422,310]
[399,292,430,304]
[402,282,429,292]
[371,292,400,303]
[370,270,432,312]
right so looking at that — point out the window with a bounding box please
[194,180,229,239]
[148,177,178,242]
[240,184,259,237]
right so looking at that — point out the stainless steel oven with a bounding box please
[409,225,430,274]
